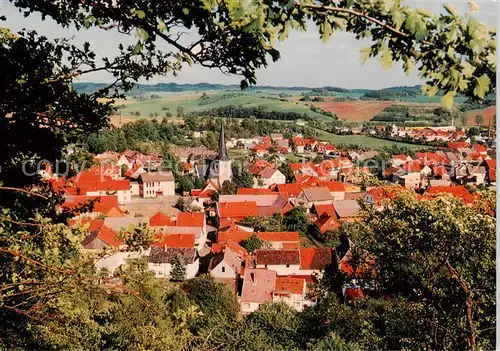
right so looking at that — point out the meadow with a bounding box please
[315,130,427,150]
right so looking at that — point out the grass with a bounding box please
[315,129,426,150]
[117,90,334,121]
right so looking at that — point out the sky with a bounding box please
[1,0,498,89]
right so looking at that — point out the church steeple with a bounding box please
[218,121,230,161]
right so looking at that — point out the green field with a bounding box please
[118,90,333,121]
[315,130,426,150]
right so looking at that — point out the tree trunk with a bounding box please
[444,260,476,351]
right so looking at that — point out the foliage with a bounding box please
[232,161,253,188]
[242,234,263,253]
[170,254,187,282]
[189,104,313,121]
[278,162,295,182]
[282,206,309,236]
[241,213,284,232]
[220,180,237,195]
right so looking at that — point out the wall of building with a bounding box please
[148,260,199,279]
[209,261,237,279]
[255,264,301,276]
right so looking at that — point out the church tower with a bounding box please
[217,121,232,186]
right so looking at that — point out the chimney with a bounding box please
[250,272,256,284]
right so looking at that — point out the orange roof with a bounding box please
[277,183,311,197]
[274,277,304,295]
[258,231,299,242]
[345,286,364,302]
[72,170,130,191]
[98,225,123,248]
[489,168,496,182]
[392,154,409,161]
[448,141,469,149]
[153,233,195,248]
[485,159,496,169]
[211,240,248,258]
[403,161,423,173]
[176,212,205,227]
[62,195,124,216]
[218,201,259,219]
[149,212,175,226]
[432,166,448,177]
[365,186,404,203]
[314,214,340,233]
[218,230,252,244]
[424,185,474,204]
[473,144,487,153]
[299,247,333,270]
[68,219,104,231]
[237,188,275,195]
[318,181,345,192]
[248,160,273,175]
[313,204,336,217]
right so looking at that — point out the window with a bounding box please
[293,302,301,308]
[286,264,290,268]
[243,303,250,310]
[264,264,267,268]
[221,266,225,273]
[154,263,161,267]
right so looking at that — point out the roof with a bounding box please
[473,144,487,153]
[176,212,205,228]
[208,248,243,274]
[218,201,259,219]
[365,186,404,204]
[72,170,131,191]
[299,187,333,202]
[254,249,300,265]
[448,141,469,149]
[312,204,336,217]
[424,185,475,204]
[314,213,341,233]
[153,233,195,248]
[258,232,299,243]
[148,247,197,264]
[259,167,280,179]
[82,224,123,249]
[241,269,276,303]
[149,212,175,226]
[218,230,252,244]
[274,277,304,295]
[299,247,333,270]
[217,121,230,161]
[318,181,345,192]
[489,168,496,182]
[277,183,310,197]
[62,195,124,216]
[140,172,175,182]
[237,188,275,195]
[219,195,282,207]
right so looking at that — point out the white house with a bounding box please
[254,167,286,188]
[139,172,175,197]
[273,276,314,312]
[241,269,277,314]
[148,247,199,279]
[208,248,244,279]
[253,249,301,276]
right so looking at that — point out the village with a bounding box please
[37,121,496,315]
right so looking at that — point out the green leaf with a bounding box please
[443,4,458,17]
[446,23,460,42]
[427,85,439,97]
[157,20,166,33]
[379,44,393,70]
[132,9,146,19]
[136,28,149,41]
[473,74,491,99]
[392,9,405,31]
[405,11,428,41]
[458,77,468,91]
[360,47,371,65]
[321,21,332,43]
[462,61,476,78]
[131,42,143,55]
[183,8,190,15]
[441,91,456,109]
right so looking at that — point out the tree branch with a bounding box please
[0,186,48,199]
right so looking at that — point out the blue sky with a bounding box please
[1,0,497,89]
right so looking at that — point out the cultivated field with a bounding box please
[316,130,426,150]
[314,100,394,121]
[466,105,496,126]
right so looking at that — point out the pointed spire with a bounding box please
[218,121,230,161]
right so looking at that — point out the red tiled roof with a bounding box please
[274,277,304,294]
[299,247,333,270]
[237,188,275,195]
[365,186,404,203]
[153,233,195,248]
[218,201,259,219]
[72,170,130,191]
[68,219,104,231]
[432,166,448,177]
[473,144,487,153]
[149,212,175,226]
[62,195,124,216]
[254,249,300,265]
[345,286,364,302]
[313,204,336,217]
[403,161,423,173]
[218,231,252,244]
[448,141,469,149]
[176,212,205,227]
[277,183,311,197]
[485,159,496,169]
[424,185,475,204]
[258,231,299,243]
[489,168,496,182]
[98,225,123,248]
[314,213,340,233]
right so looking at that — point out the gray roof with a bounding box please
[140,171,174,182]
[218,122,230,162]
[300,187,333,202]
[208,248,243,274]
[148,247,197,264]
[333,200,361,218]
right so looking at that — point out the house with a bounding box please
[313,213,341,235]
[299,247,333,276]
[149,211,175,227]
[176,212,207,249]
[148,247,199,279]
[208,247,244,280]
[254,167,286,188]
[424,185,475,204]
[94,252,140,276]
[82,224,123,250]
[61,195,125,219]
[296,187,333,208]
[319,181,346,200]
[191,180,219,203]
[397,172,421,189]
[153,233,196,248]
[258,232,300,249]
[139,172,175,197]
[253,249,301,275]
[217,201,259,223]
[68,170,132,204]
[241,269,277,314]
[334,200,362,222]
[273,276,313,311]
[363,186,404,206]
[311,203,336,218]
